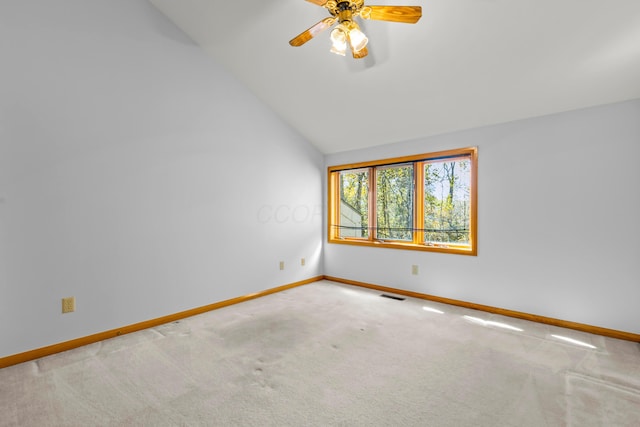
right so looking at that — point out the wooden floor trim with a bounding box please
[324,276,640,343]
[0,276,323,369]
[4,274,637,369]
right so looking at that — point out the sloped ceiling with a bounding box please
[149,0,640,154]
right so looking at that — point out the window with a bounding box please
[328,147,477,255]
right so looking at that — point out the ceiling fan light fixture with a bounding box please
[330,27,348,56]
[347,24,368,53]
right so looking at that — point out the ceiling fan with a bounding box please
[289,0,422,59]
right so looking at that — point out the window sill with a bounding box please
[328,238,477,256]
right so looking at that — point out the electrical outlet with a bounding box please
[279,261,285,270]
[62,297,75,313]
[411,265,419,275]
[301,258,306,266]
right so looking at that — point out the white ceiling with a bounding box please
[149,0,640,154]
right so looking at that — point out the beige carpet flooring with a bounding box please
[1,280,639,426]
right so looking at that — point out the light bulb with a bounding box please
[348,27,368,53]
[330,27,347,56]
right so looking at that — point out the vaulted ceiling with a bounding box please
[149,0,640,154]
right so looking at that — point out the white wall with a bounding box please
[325,99,640,334]
[0,0,323,358]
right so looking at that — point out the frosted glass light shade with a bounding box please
[348,27,368,52]
[330,27,347,56]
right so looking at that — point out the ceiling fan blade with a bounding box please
[289,17,337,47]
[305,0,329,5]
[352,46,369,59]
[365,6,422,24]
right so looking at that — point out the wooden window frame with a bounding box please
[328,147,478,255]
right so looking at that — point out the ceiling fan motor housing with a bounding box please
[328,1,365,22]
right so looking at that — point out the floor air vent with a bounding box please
[380,294,406,301]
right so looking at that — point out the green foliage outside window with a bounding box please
[376,164,413,241]
[424,160,471,244]
[339,169,369,238]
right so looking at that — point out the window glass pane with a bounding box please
[376,164,414,241]
[424,158,471,244]
[339,169,369,238]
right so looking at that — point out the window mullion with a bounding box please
[369,167,376,242]
[414,162,424,245]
